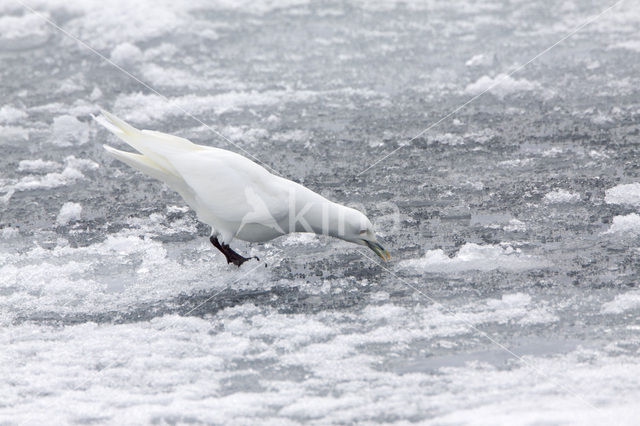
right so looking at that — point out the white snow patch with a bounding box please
[56,78,84,95]
[0,227,19,239]
[0,124,29,143]
[498,158,533,168]
[603,214,640,235]
[143,43,179,61]
[485,293,557,326]
[56,202,82,225]
[89,87,103,101]
[589,150,609,160]
[464,128,495,144]
[503,219,526,232]
[167,205,189,214]
[400,243,548,273]
[18,159,60,173]
[114,90,317,123]
[427,133,464,145]
[602,292,640,314]
[126,212,198,237]
[605,183,640,207]
[0,105,27,124]
[61,3,186,50]
[281,233,320,247]
[64,155,99,171]
[0,13,49,49]
[7,156,97,192]
[592,112,613,125]
[465,53,493,67]
[222,125,269,143]
[544,189,580,204]
[608,40,640,52]
[12,167,83,191]
[140,63,203,88]
[50,115,92,147]
[465,74,539,99]
[542,147,563,157]
[272,129,310,143]
[110,42,142,65]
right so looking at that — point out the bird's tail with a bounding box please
[96,110,200,207]
[101,144,170,183]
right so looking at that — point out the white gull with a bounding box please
[96,111,389,266]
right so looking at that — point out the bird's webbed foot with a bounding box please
[209,236,259,267]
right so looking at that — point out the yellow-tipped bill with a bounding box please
[365,240,391,261]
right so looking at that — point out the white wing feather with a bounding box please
[97,111,289,241]
[167,149,289,226]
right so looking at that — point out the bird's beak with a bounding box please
[365,240,390,261]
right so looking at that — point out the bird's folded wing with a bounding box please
[167,149,290,226]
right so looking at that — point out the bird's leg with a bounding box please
[209,236,259,267]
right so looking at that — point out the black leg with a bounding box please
[209,236,259,267]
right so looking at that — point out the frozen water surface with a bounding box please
[1,0,640,424]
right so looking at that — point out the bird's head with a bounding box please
[339,207,390,261]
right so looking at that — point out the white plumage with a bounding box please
[96,110,389,265]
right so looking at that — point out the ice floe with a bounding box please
[603,214,640,236]
[17,159,60,173]
[465,53,494,67]
[400,243,549,273]
[0,12,49,50]
[110,42,142,66]
[602,291,640,314]
[503,219,526,232]
[113,90,317,123]
[50,115,93,147]
[4,156,98,194]
[464,74,539,99]
[543,189,580,204]
[56,202,82,225]
[0,105,27,124]
[605,183,640,207]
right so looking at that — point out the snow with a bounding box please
[503,219,526,232]
[113,90,316,123]
[18,159,60,173]
[12,165,85,191]
[0,12,50,49]
[5,156,98,193]
[50,115,92,147]
[608,40,640,53]
[499,158,534,168]
[464,74,540,99]
[89,86,103,101]
[465,53,494,67]
[0,105,27,124]
[602,292,640,314]
[603,214,640,235]
[281,232,320,246]
[0,301,635,425]
[399,243,549,273]
[543,189,580,204]
[222,125,269,143]
[56,202,82,225]
[604,183,640,207]
[110,42,142,65]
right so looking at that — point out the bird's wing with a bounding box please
[97,110,289,231]
[167,148,290,227]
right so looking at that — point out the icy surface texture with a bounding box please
[1,0,640,424]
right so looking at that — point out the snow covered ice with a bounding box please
[2,0,640,424]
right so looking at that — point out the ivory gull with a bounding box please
[96,110,389,266]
